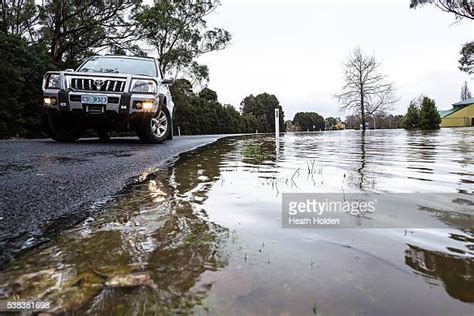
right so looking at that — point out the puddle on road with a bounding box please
[1,129,474,315]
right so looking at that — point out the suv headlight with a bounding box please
[46,74,61,89]
[131,79,157,93]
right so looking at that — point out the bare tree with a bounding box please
[460,81,472,100]
[410,0,474,20]
[335,48,398,131]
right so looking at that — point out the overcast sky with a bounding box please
[196,0,473,120]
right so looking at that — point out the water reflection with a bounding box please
[356,131,367,189]
[0,141,238,314]
[405,243,474,303]
[406,130,439,163]
[1,130,474,314]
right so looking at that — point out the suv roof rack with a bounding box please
[102,54,156,60]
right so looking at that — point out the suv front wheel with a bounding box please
[136,109,171,144]
[42,112,85,142]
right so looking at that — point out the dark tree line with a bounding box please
[171,80,285,135]
[292,112,325,131]
[290,112,404,131]
[344,114,405,129]
[0,32,52,137]
[240,93,285,133]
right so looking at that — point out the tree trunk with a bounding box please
[51,1,63,65]
[51,37,62,64]
[360,90,366,131]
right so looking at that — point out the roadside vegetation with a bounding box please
[0,0,472,138]
[0,0,285,139]
[171,79,285,135]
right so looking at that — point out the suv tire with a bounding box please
[137,109,171,144]
[42,112,85,142]
[97,128,111,142]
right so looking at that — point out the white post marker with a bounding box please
[275,108,279,139]
[178,126,181,136]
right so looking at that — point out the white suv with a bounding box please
[41,55,174,144]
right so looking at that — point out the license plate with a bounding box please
[81,95,107,105]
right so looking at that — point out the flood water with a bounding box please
[1,129,473,315]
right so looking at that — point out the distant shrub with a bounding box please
[404,96,441,130]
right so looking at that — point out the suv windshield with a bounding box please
[77,56,157,77]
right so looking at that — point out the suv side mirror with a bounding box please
[65,68,74,72]
[162,78,174,85]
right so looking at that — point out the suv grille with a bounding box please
[87,105,105,114]
[71,78,126,92]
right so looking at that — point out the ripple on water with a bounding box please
[0,129,473,314]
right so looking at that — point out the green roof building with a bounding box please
[439,97,474,127]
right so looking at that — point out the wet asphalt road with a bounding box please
[0,135,229,267]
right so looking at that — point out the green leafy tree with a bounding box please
[0,0,39,40]
[170,79,194,134]
[0,34,52,138]
[240,93,285,133]
[0,1,240,139]
[459,42,474,74]
[135,0,231,81]
[404,101,420,130]
[199,88,218,102]
[172,78,194,96]
[171,83,285,135]
[171,81,251,135]
[410,0,474,20]
[293,112,325,131]
[419,96,441,130]
[39,0,140,65]
[325,117,341,128]
[241,114,259,133]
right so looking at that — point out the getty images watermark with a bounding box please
[282,193,474,228]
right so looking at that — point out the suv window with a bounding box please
[77,57,157,77]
